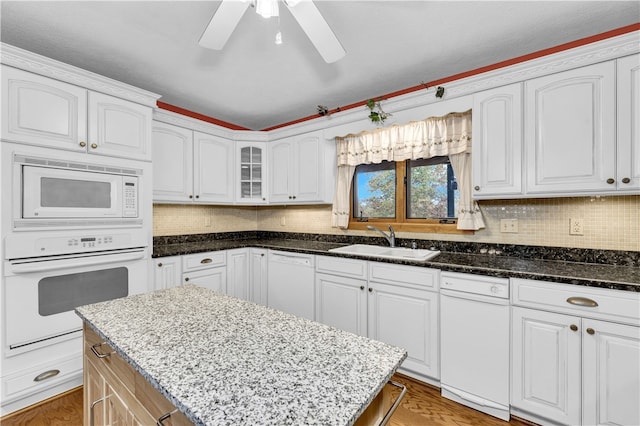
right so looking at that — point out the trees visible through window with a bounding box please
[352,157,458,223]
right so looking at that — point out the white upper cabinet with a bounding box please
[269,130,334,204]
[472,83,523,198]
[616,54,640,192]
[193,131,234,204]
[525,61,616,195]
[2,65,87,150]
[87,91,152,161]
[151,121,234,204]
[152,122,194,202]
[236,142,268,204]
[2,66,152,161]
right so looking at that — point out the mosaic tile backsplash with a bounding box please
[153,195,640,251]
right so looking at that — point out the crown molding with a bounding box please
[153,108,236,140]
[266,30,640,140]
[0,42,161,107]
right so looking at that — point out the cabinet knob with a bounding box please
[79,141,87,147]
[570,324,578,332]
[195,195,200,199]
[606,178,615,184]
[622,177,631,184]
[157,263,163,267]
[288,196,292,199]
[262,197,266,201]
[586,328,595,335]
[474,186,480,191]
[360,285,365,290]
[184,277,190,282]
[90,143,98,149]
[292,195,296,199]
[189,195,193,199]
[261,253,264,257]
[368,287,373,293]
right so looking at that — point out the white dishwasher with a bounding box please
[440,271,510,421]
[267,250,315,320]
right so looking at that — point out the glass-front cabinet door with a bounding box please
[236,142,268,204]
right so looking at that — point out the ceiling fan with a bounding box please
[199,0,346,63]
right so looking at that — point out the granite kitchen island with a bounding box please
[75,285,407,426]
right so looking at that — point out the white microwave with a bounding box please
[4,146,146,231]
[22,165,138,219]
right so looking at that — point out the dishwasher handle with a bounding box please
[269,253,313,267]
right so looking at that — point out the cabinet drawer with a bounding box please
[2,355,82,402]
[182,251,226,272]
[316,255,367,279]
[512,279,640,325]
[441,271,509,299]
[369,262,439,290]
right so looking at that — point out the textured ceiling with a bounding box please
[1,1,638,130]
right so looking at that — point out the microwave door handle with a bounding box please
[9,250,145,274]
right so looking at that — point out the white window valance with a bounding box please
[336,110,473,166]
[331,109,485,231]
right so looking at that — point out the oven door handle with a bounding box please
[9,250,146,274]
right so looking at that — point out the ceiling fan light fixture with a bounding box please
[256,0,279,18]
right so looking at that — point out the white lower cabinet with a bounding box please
[315,256,440,383]
[181,251,226,293]
[511,279,640,426]
[249,248,268,305]
[152,256,182,290]
[226,248,250,300]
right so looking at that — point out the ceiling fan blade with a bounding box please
[199,0,251,50]
[284,1,345,63]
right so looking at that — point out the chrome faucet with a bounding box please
[367,225,396,247]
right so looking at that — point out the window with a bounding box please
[351,157,463,232]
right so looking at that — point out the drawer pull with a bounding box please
[91,342,114,358]
[566,297,598,307]
[586,328,595,335]
[34,369,60,382]
[157,409,179,426]
[200,258,213,264]
[570,324,578,332]
[379,381,407,426]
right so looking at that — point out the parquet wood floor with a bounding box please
[0,375,537,425]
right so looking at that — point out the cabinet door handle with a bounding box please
[586,328,595,335]
[360,285,365,290]
[368,287,373,293]
[34,369,60,382]
[622,177,631,184]
[566,297,598,307]
[189,195,193,199]
[379,381,407,426]
[79,141,87,148]
[157,263,163,267]
[157,409,179,426]
[195,195,200,199]
[90,394,111,426]
[474,186,480,191]
[91,342,113,358]
[185,277,190,282]
[90,143,98,149]
[570,324,578,331]
[606,178,615,184]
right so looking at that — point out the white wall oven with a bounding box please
[1,142,152,414]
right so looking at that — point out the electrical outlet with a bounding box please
[204,216,212,227]
[280,216,286,226]
[570,218,584,235]
[500,219,518,233]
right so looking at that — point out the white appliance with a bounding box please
[440,271,511,421]
[1,141,152,415]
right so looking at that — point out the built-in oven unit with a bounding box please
[1,141,152,415]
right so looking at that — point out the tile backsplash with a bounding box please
[154,195,640,251]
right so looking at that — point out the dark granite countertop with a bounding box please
[153,232,640,292]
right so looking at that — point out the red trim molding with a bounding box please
[160,23,640,132]
[156,101,250,131]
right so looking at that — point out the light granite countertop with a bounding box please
[75,285,407,426]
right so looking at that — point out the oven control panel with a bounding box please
[35,234,134,255]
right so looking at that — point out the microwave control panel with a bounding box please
[123,178,138,217]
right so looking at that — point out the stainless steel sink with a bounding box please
[328,244,440,262]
